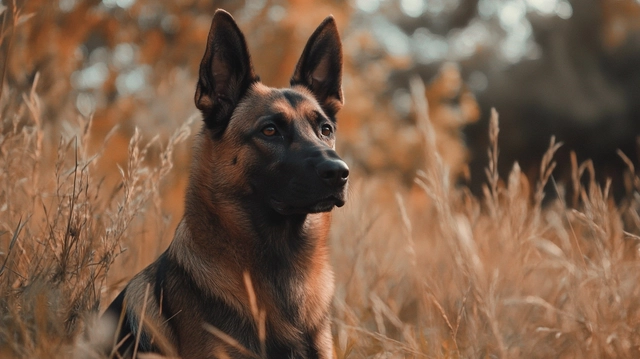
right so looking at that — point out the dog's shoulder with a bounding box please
[101,257,177,356]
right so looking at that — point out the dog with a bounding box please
[101,9,348,359]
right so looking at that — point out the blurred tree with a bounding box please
[357,0,640,198]
[3,0,640,201]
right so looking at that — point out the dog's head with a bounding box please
[193,10,348,216]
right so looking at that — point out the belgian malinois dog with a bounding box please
[101,8,348,359]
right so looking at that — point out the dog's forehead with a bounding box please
[239,83,325,122]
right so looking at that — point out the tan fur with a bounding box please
[122,274,176,351]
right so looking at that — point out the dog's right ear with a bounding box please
[290,16,343,119]
[195,10,258,133]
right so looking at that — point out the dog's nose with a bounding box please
[316,159,349,187]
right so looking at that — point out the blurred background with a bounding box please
[2,0,640,208]
[4,2,640,356]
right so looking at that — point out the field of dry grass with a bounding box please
[3,2,640,358]
[2,72,640,359]
[330,81,640,358]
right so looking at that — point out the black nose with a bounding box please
[316,159,349,187]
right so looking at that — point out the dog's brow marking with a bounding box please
[282,90,304,108]
[314,111,328,122]
[258,113,287,126]
[270,100,298,121]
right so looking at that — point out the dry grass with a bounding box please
[3,12,640,359]
[0,72,193,358]
[329,80,640,358]
[3,74,640,359]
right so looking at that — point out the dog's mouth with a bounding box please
[270,195,345,215]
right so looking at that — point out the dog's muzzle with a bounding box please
[269,149,349,215]
[316,158,349,188]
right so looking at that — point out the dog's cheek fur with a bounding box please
[190,129,254,200]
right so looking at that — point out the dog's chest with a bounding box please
[262,260,333,335]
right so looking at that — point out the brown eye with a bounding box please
[321,124,332,137]
[262,125,277,136]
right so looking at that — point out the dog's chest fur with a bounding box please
[153,216,334,357]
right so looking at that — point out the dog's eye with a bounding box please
[262,125,277,136]
[321,124,333,137]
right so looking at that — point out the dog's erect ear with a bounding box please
[195,10,258,132]
[290,16,343,119]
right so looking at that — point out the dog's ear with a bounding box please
[290,16,343,119]
[195,10,258,133]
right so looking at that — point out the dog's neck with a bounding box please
[183,183,328,255]
[175,175,331,313]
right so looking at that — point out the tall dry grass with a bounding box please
[0,70,193,357]
[2,9,640,359]
[330,79,640,358]
[3,67,640,359]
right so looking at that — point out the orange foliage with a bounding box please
[601,0,640,48]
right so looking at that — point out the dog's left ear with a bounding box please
[290,16,343,119]
[195,10,258,133]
